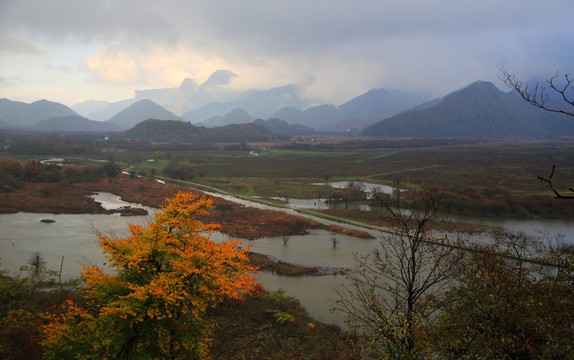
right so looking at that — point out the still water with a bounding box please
[0,193,360,325]
[1,192,573,325]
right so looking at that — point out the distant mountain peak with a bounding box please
[361,80,574,138]
[0,98,77,127]
[107,99,182,129]
[201,70,236,88]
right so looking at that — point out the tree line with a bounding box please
[0,158,120,192]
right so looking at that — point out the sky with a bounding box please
[0,0,573,108]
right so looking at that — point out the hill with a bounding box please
[107,99,182,129]
[253,118,316,137]
[362,81,574,138]
[268,106,309,124]
[121,119,271,142]
[303,104,344,127]
[196,107,255,127]
[0,98,77,127]
[338,88,423,120]
[29,115,122,133]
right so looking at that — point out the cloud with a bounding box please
[0,34,43,56]
[1,0,574,104]
[82,44,232,87]
[0,76,20,87]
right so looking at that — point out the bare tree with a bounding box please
[499,65,574,199]
[332,184,465,359]
[499,65,574,117]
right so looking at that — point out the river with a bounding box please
[1,191,573,326]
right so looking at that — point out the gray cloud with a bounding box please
[0,75,20,87]
[1,0,573,103]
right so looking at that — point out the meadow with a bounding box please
[118,139,574,219]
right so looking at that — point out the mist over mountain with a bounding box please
[0,98,77,128]
[362,81,574,138]
[70,69,423,130]
[181,84,304,123]
[29,115,122,133]
[253,118,315,137]
[6,77,574,138]
[107,99,183,130]
[72,100,111,117]
[263,87,424,132]
[196,108,255,128]
[302,104,344,127]
[338,88,425,119]
[268,106,309,124]
[76,99,136,122]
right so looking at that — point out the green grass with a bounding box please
[120,140,574,201]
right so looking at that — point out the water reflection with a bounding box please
[1,192,573,327]
[313,180,396,196]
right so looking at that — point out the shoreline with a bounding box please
[0,174,373,240]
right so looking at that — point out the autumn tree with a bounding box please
[333,184,465,359]
[43,192,259,359]
[0,158,24,192]
[1,253,74,360]
[431,233,574,359]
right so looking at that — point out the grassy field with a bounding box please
[122,139,574,201]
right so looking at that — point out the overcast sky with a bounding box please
[0,0,573,107]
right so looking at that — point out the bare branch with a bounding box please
[537,165,574,199]
[498,65,574,117]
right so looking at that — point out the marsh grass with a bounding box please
[123,140,574,218]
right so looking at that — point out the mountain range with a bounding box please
[0,99,77,127]
[1,77,574,139]
[361,81,574,138]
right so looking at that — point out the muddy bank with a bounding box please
[0,175,373,240]
[248,252,350,277]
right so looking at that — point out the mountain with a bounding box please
[122,119,203,141]
[107,99,182,130]
[196,107,255,127]
[338,88,424,120]
[181,84,304,123]
[135,70,239,115]
[314,117,379,134]
[267,106,309,124]
[121,119,271,142]
[253,118,316,136]
[263,88,426,131]
[0,118,13,129]
[82,99,135,121]
[29,115,123,133]
[361,81,574,138]
[0,98,77,127]
[72,100,110,117]
[303,104,344,127]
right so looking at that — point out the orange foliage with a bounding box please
[43,192,259,359]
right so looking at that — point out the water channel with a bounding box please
[1,190,573,326]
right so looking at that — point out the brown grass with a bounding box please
[0,174,369,240]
